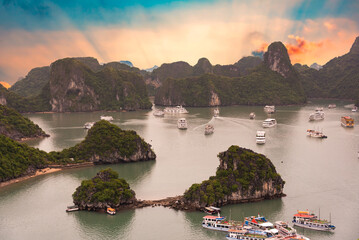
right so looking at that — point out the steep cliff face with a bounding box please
[349,36,359,54]
[193,58,213,75]
[183,146,285,209]
[263,42,294,78]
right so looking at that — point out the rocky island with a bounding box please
[0,104,49,141]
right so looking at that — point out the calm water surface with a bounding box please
[0,100,358,240]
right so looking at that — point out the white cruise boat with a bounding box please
[202,215,241,232]
[249,112,256,119]
[214,108,220,117]
[153,110,164,117]
[256,131,266,144]
[327,104,336,109]
[84,122,95,129]
[164,105,188,114]
[306,129,327,138]
[177,118,188,130]
[204,124,214,135]
[309,108,324,121]
[262,119,277,128]
[264,105,275,114]
[292,211,335,231]
[274,221,310,240]
[244,215,279,236]
[226,228,274,240]
[352,106,358,112]
[100,115,114,121]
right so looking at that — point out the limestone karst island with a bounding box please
[0,1,358,240]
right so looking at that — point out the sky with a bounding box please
[0,0,358,86]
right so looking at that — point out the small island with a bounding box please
[73,168,136,210]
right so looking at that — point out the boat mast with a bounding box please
[319,207,320,220]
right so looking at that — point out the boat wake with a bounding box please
[192,117,215,131]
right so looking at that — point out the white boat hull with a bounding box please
[293,222,334,231]
[202,223,231,232]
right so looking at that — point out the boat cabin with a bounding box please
[341,116,354,127]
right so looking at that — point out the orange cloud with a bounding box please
[285,35,324,56]
[0,81,11,89]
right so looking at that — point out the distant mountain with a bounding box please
[143,65,158,72]
[5,57,151,112]
[119,61,134,67]
[309,63,322,70]
[296,36,359,99]
[154,42,306,106]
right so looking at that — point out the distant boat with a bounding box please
[84,122,95,129]
[203,206,221,215]
[309,108,324,121]
[256,130,266,144]
[262,118,277,128]
[107,207,116,215]
[292,210,335,231]
[341,116,354,128]
[352,106,358,112]
[264,105,275,114]
[153,110,164,117]
[249,112,256,119]
[66,205,79,212]
[204,125,214,135]
[274,221,310,240]
[100,115,114,121]
[306,129,327,138]
[177,118,188,130]
[328,104,336,109]
[164,105,188,114]
[213,108,220,117]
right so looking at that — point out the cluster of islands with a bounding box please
[0,37,358,218]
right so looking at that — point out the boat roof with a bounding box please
[107,208,115,211]
[210,206,221,210]
[259,222,273,227]
[203,215,225,220]
[264,118,276,121]
[178,118,186,120]
[294,213,315,218]
[342,116,353,120]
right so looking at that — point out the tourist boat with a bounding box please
[163,105,188,114]
[107,207,116,215]
[84,122,95,129]
[244,215,279,235]
[66,205,79,212]
[327,104,336,109]
[153,110,165,117]
[202,215,242,232]
[309,109,324,121]
[203,206,221,214]
[100,115,114,121]
[256,131,266,144]
[226,228,274,240]
[177,118,188,130]
[214,108,220,117]
[264,105,275,114]
[292,210,335,231]
[306,129,327,139]
[274,221,310,240]
[249,112,256,119]
[341,116,354,127]
[352,106,358,112]
[262,119,277,128]
[204,125,214,135]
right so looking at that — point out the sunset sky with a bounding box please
[0,0,358,85]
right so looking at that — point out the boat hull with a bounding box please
[293,222,334,231]
[202,223,231,232]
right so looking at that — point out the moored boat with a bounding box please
[214,108,220,117]
[264,105,275,114]
[262,119,277,128]
[306,129,327,138]
[153,109,165,117]
[202,215,242,232]
[84,122,95,129]
[107,207,116,215]
[177,118,188,130]
[292,210,335,231]
[66,205,79,212]
[341,116,354,127]
[274,221,310,240]
[256,130,266,144]
[204,125,214,135]
[203,206,221,214]
[249,112,256,119]
[100,115,114,121]
[164,105,188,114]
[226,228,274,240]
[244,215,279,235]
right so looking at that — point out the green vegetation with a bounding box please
[51,120,154,162]
[0,105,48,140]
[184,146,284,205]
[0,135,50,182]
[72,168,136,208]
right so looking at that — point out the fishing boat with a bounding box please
[107,207,116,215]
[100,115,114,121]
[249,112,256,119]
[262,119,277,128]
[177,118,188,130]
[66,205,79,212]
[164,105,188,114]
[327,104,336,109]
[214,108,220,117]
[309,108,324,121]
[204,125,214,135]
[244,215,279,235]
[341,116,354,127]
[226,228,274,240]
[203,206,221,214]
[256,130,266,144]
[202,215,242,232]
[292,210,335,231]
[84,122,95,129]
[306,129,327,138]
[352,106,358,112]
[274,221,310,240]
[264,105,275,114]
[153,110,165,117]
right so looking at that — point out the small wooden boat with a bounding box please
[249,112,256,119]
[66,205,79,212]
[204,125,214,135]
[107,207,116,215]
[204,206,221,214]
[328,104,336,109]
